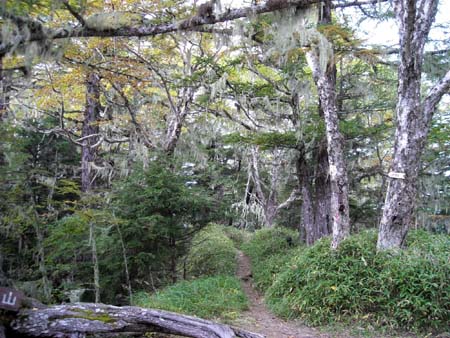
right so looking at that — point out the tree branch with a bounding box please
[0,0,389,56]
[277,188,301,211]
[62,0,86,26]
[422,69,450,126]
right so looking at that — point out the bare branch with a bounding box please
[62,0,86,26]
[277,188,301,211]
[422,69,450,126]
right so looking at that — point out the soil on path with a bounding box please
[234,250,333,338]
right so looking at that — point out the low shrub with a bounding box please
[222,226,252,249]
[266,230,449,332]
[242,227,301,291]
[133,275,248,320]
[184,224,237,278]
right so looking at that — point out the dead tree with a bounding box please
[9,302,265,338]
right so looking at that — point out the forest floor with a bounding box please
[232,251,335,338]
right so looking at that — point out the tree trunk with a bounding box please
[89,222,101,303]
[377,0,450,250]
[116,222,132,303]
[249,147,290,228]
[0,56,10,168]
[313,137,331,239]
[81,72,101,193]
[0,57,9,121]
[170,237,178,284]
[301,182,315,245]
[10,302,264,338]
[306,0,350,249]
[296,151,315,244]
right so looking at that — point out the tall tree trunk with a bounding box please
[296,153,315,245]
[0,57,9,121]
[301,183,315,244]
[33,217,52,303]
[313,137,331,239]
[378,0,450,250]
[0,56,10,168]
[89,222,101,303]
[116,222,132,303]
[306,0,350,249]
[81,72,101,193]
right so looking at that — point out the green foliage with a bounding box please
[134,275,248,320]
[45,214,90,279]
[223,131,299,149]
[266,230,450,332]
[242,227,301,291]
[44,206,117,301]
[184,224,237,279]
[222,226,252,249]
[113,158,214,290]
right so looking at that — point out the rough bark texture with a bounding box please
[164,87,194,156]
[296,151,315,245]
[0,56,10,168]
[81,72,101,192]
[306,0,350,249]
[377,0,450,250]
[0,57,9,121]
[295,140,330,245]
[312,137,331,240]
[10,302,264,338]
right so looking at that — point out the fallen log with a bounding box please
[10,302,265,338]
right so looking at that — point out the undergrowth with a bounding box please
[265,230,449,333]
[242,227,301,291]
[183,224,237,278]
[134,275,248,320]
[222,226,252,249]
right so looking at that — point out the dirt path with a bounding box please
[234,251,332,338]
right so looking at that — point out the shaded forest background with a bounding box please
[0,0,449,334]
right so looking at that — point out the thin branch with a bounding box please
[422,69,450,126]
[277,188,301,211]
[62,0,86,26]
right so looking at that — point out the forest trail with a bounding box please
[234,251,334,338]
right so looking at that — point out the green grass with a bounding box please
[184,224,237,278]
[242,227,302,291]
[133,275,248,320]
[265,230,450,333]
[222,226,252,249]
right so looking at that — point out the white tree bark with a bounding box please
[10,302,264,338]
[377,0,450,250]
[249,147,300,228]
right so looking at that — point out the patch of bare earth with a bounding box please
[234,251,344,338]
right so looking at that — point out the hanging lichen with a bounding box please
[261,4,333,73]
[84,12,147,31]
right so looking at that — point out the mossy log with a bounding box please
[10,302,265,338]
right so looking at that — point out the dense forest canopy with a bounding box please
[0,0,449,336]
